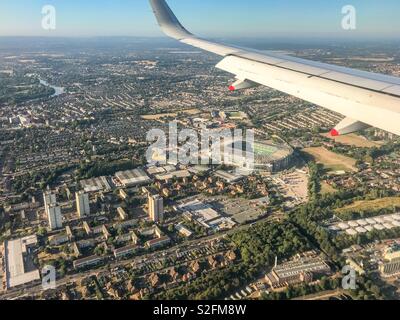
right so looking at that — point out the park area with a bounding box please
[335,197,400,215]
[303,147,357,173]
[322,133,383,148]
[141,108,200,120]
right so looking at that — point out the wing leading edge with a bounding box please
[149,0,400,136]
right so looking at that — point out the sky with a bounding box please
[0,0,399,39]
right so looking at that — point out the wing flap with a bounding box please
[332,117,371,136]
[321,72,393,91]
[277,61,330,77]
[383,85,400,96]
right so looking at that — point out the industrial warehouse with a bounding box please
[266,252,331,289]
[2,235,41,291]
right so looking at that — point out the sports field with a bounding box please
[254,143,278,156]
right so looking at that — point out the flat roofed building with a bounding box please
[348,221,359,228]
[383,223,395,229]
[147,166,166,175]
[3,235,40,290]
[356,220,368,226]
[115,169,152,187]
[43,191,56,208]
[355,227,367,234]
[83,221,92,235]
[374,224,385,231]
[178,199,221,229]
[80,176,111,193]
[116,233,133,243]
[113,245,138,259]
[214,170,243,184]
[48,204,62,230]
[337,223,349,230]
[132,232,139,245]
[208,217,237,231]
[145,236,171,249]
[365,225,374,232]
[155,170,191,181]
[154,226,163,238]
[114,219,138,230]
[380,244,400,277]
[374,217,386,224]
[346,229,358,236]
[392,221,400,228]
[43,191,62,230]
[119,189,128,200]
[392,214,400,221]
[175,223,193,238]
[72,242,81,257]
[73,255,103,270]
[148,194,164,223]
[384,244,400,261]
[75,239,92,250]
[380,259,400,278]
[102,225,111,240]
[334,213,400,235]
[188,165,210,175]
[65,226,74,240]
[117,207,128,221]
[76,191,90,218]
[49,233,69,246]
[384,216,395,222]
[266,254,331,288]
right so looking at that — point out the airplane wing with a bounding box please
[149,0,400,136]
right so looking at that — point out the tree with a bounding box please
[37,227,48,237]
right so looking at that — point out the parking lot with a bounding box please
[273,169,309,207]
[202,195,267,224]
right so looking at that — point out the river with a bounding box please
[39,79,65,97]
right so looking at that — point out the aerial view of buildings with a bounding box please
[0,0,400,308]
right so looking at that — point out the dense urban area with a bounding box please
[1,37,400,300]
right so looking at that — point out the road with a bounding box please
[293,289,346,301]
[1,213,279,300]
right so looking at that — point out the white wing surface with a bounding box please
[149,0,400,136]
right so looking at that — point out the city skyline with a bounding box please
[0,0,400,38]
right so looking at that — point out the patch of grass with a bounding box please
[321,181,336,195]
[336,197,400,215]
[321,133,383,148]
[303,147,357,173]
